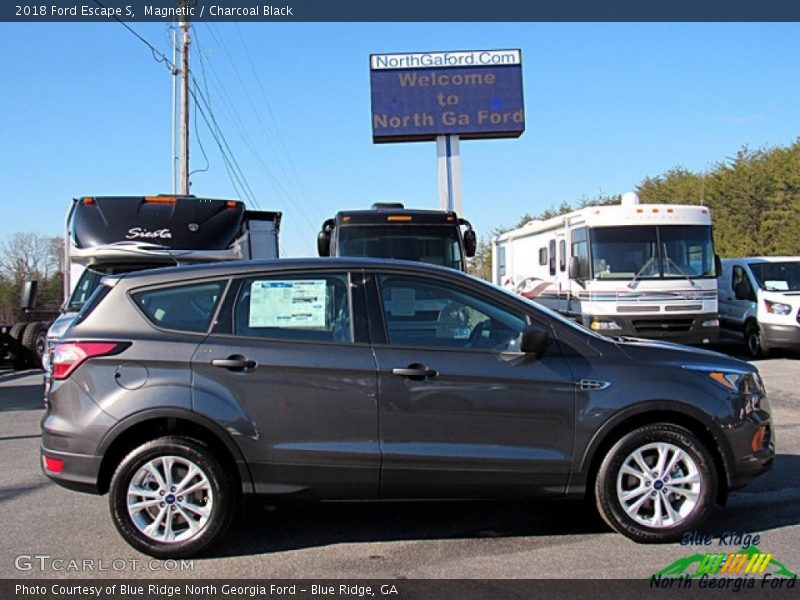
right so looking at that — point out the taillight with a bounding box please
[51,341,129,380]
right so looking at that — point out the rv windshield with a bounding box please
[748,261,800,292]
[590,225,715,280]
[337,225,464,271]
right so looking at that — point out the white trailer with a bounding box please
[492,193,720,344]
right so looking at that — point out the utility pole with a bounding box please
[179,18,191,195]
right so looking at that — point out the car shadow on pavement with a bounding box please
[0,382,44,412]
[210,497,610,559]
[209,453,800,559]
[704,453,800,536]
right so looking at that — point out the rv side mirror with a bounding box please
[520,323,549,356]
[317,230,331,256]
[714,254,722,277]
[20,280,38,311]
[568,256,580,280]
[463,229,477,258]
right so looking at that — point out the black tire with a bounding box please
[21,321,47,369]
[744,322,769,359]
[109,436,235,558]
[595,423,717,543]
[9,322,29,369]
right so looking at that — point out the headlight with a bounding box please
[591,320,622,331]
[764,300,792,315]
[706,370,765,395]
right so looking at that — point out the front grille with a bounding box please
[632,318,694,334]
[664,304,703,312]
[617,305,658,313]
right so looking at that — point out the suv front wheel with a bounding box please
[109,436,235,558]
[595,424,717,543]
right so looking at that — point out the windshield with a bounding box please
[749,261,800,292]
[337,225,464,271]
[590,225,715,280]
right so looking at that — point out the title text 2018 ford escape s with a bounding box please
[41,259,774,558]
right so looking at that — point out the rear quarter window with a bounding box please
[132,281,227,333]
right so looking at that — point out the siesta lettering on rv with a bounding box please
[125,228,173,240]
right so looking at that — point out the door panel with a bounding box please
[192,272,379,498]
[372,274,576,498]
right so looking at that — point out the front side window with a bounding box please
[132,280,226,333]
[337,225,463,271]
[377,275,526,351]
[233,273,352,343]
[571,227,590,279]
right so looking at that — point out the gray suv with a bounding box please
[41,259,774,558]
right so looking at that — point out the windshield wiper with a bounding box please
[628,256,657,289]
[663,255,698,288]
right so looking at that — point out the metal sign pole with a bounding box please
[437,135,462,214]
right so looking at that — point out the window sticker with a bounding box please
[764,280,789,291]
[249,280,327,328]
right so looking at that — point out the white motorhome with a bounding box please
[492,193,720,344]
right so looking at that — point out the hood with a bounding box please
[614,336,754,372]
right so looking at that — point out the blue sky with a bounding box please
[1,22,798,257]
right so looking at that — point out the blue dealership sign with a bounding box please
[370,49,525,143]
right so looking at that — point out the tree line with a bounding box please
[467,139,800,279]
[0,233,64,323]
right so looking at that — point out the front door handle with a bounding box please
[392,363,438,381]
[212,356,256,371]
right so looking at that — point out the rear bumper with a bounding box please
[40,445,102,494]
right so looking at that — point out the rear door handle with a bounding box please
[212,356,256,371]
[392,363,438,380]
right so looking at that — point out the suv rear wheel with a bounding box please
[109,436,235,558]
[595,424,717,543]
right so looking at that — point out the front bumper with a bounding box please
[584,312,720,345]
[761,322,800,351]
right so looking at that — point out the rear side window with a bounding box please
[233,274,352,343]
[132,281,226,333]
[73,283,112,327]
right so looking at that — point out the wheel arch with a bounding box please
[578,403,733,505]
[96,408,254,496]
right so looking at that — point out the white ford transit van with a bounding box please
[718,257,800,357]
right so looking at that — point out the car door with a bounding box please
[725,264,757,330]
[367,271,576,499]
[192,270,380,498]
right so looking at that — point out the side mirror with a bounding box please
[317,231,331,257]
[20,280,38,311]
[568,256,580,280]
[714,254,722,278]
[463,229,477,258]
[520,323,549,357]
[459,219,477,258]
